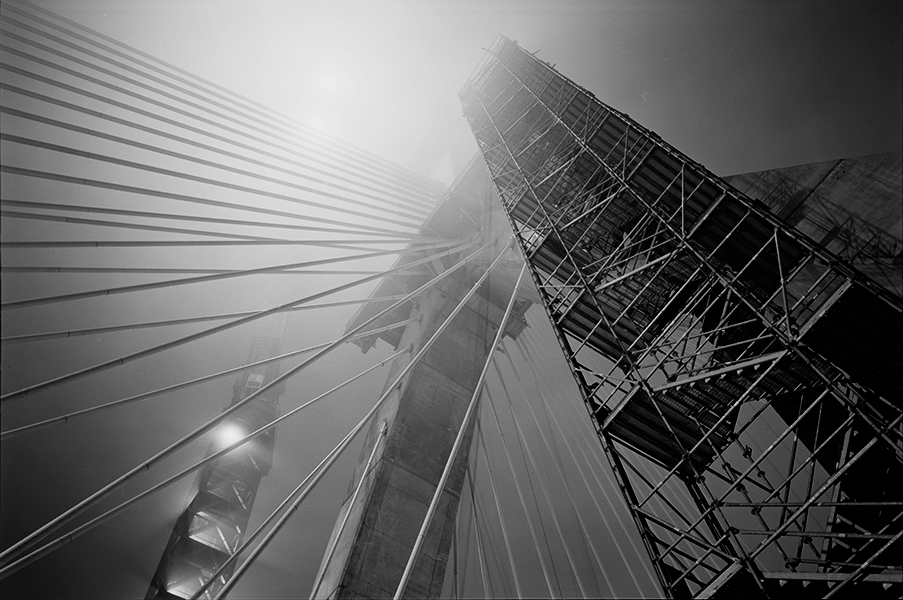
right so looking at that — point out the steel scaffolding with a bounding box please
[461,36,901,599]
[146,313,287,599]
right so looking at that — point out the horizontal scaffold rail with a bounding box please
[462,35,902,600]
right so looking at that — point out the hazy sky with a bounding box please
[33,0,902,176]
[1,1,900,599]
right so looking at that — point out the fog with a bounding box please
[1,1,899,598]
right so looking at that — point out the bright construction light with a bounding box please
[217,422,245,447]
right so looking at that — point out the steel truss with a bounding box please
[146,313,287,599]
[462,36,901,599]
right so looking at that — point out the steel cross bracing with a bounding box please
[0,2,458,596]
[146,312,288,600]
[2,2,899,596]
[461,35,902,599]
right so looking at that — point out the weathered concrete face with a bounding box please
[313,157,531,599]
[723,152,903,297]
[313,270,510,599]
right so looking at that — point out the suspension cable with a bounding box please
[0,240,469,400]
[0,267,423,276]
[0,208,285,242]
[516,330,659,591]
[205,240,513,599]
[476,421,524,597]
[0,105,427,224]
[0,199,433,241]
[0,82,432,215]
[0,295,408,347]
[0,318,413,440]
[0,239,495,568]
[0,239,421,248]
[483,387,558,598]
[513,334,648,593]
[2,135,421,229]
[503,341,633,595]
[0,58,432,211]
[307,421,389,599]
[496,355,615,597]
[394,261,525,599]
[493,359,589,599]
[2,2,435,195]
[0,241,457,312]
[467,464,494,598]
[0,347,409,580]
[0,164,408,236]
[470,427,515,597]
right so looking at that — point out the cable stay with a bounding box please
[0,60,431,212]
[502,341,638,596]
[470,430,517,598]
[308,421,389,599]
[394,261,525,599]
[0,5,692,596]
[0,239,425,248]
[200,242,513,599]
[0,318,415,440]
[0,105,428,224]
[491,359,590,599]
[449,521,459,599]
[505,378,567,599]
[499,350,608,597]
[2,135,422,230]
[2,1,437,195]
[0,84,433,217]
[510,338,646,595]
[475,423,524,598]
[453,482,475,598]
[0,346,410,580]
[0,266,425,276]
[466,465,495,598]
[0,240,472,402]
[0,23,437,207]
[0,200,434,241]
[0,165,411,236]
[0,241,462,312]
[0,239,495,567]
[8,0,436,194]
[482,386,559,598]
[0,208,287,242]
[494,355,616,597]
[516,331,660,594]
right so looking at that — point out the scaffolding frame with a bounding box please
[462,36,901,599]
[146,313,287,600]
